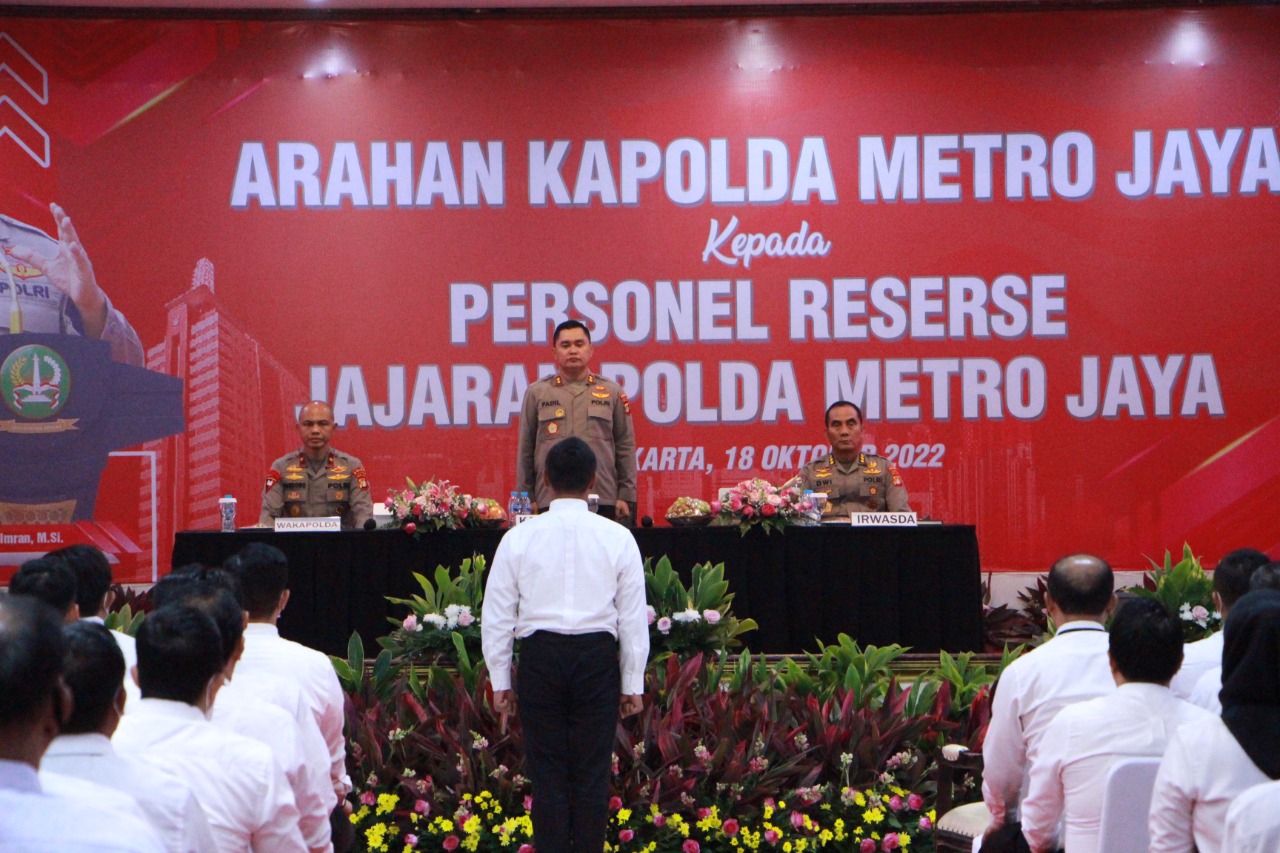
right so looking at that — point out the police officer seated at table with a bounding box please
[791,400,910,517]
[258,401,373,529]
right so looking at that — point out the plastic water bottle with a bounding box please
[802,490,817,525]
[519,491,531,514]
[587,493,600,513]
[508,491,519,521]
[218,494,237,532]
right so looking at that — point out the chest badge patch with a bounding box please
[547,422,559,435]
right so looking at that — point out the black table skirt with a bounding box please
[173,525,982,658]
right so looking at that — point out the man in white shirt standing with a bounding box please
[1020,597,1214,853]
[1170,548,1267,700]
[980,554,1117,852]
[42,620,217,853]
[1223,780,1280,853]
[0,595,164,853]
[113,604,307,853]
[482,436,649,853]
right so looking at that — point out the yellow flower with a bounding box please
[900,833,912,848]
[617,808,632,823]
[377,793,400,816]
[863,808,884,824]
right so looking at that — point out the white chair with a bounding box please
[1096,756,1161,853]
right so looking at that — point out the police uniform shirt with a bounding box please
[258,448,373,529]
[1,214,144,366]
[516,372,637,508]
[796,452,911,515]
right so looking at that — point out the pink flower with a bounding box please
[653,813,666,827]
[764,829,780,844]
[761,503,777,517]
[882,833,901,851]
[414,799,430,815]
[697,807,712,820]
[609,796,623,811]
[767,493,783,506]
[519,846,535,853]
[730,497,743,511]
[889,795,903,811]
[742,505,755,517]
[456,610,475,628]
[703,609,721,624]
[523,796,533,813]
[403,614,420,632]
[919,816,932,830]
[790,810,805,829]
[619,829,634,842]
[1192,605,1210,621]
[682,840,700,853]
[405,834,418,847]
[657,617,673,634]
[722,818,740,836]
[710,500,722,514]
[907,793,924,810]
[859,840,877,853]
[764,797,776,809]
[403,522,417,534]
[645,605,656,625]
[359,790,376,806]
[442,836,460,851]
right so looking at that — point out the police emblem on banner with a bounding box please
[0,343,78,433]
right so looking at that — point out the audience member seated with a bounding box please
[1222,780,1280,853]
[0,595,164,852]
[49,543,141,705]
[41,621,217,853]
[9,557,79,621]
[228,543,351,803]
[1170,548,1268,699]
[980,554,1117,852]
[1148,589,1280,853]
[1020,598,1213,853]
[113,604,307,853]
[1188,558,1280,715]
[151,570,333,853]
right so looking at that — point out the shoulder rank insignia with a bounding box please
[620,392,631,415]
[354,466,369,490]
[553,375,564,387]
[265,469,280,489]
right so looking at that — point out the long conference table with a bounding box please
[172,524,982,658]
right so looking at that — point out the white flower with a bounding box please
[672,608,702,623]
[443,603,463,630]
[423,613,446,629]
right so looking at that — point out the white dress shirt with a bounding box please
[1188,665,1223,714]
[1148,714,1270,853]
[981,622,1115,827]
[83,615,142,707]
[113,698,307,853]
[1169,630,1222,700]
[1020,682,1214,853]
[482,498,649,694]
[238,622,350,798]
[214,681,333,853]
[42,732,217,853]
[1223,780,1280,853]
[0,758,165,852]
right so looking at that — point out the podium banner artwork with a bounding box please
[1,7,1278,581]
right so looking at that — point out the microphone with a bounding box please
[640,516,653,528]
[363,518,378,531]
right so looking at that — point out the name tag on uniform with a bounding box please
[851,512,918,527]
[274,517,342,532]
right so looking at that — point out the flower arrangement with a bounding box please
[379,555,487,665]
[385,479,505,534]
[644,556,757,656]
[1125,543,1220,641]
[710,478,808,535]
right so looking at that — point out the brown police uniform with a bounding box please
[258,448,373,529]
[796,453,911,516]
[516,372,637,509]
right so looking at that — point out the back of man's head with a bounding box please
[228,543,289,620]
[135,605,224,705]
[1109,597,1184,685]
[545,436,597,495]
[151,572,244,667]
[0,595,66,728]
[10,557,77,618]
[48,544,113,618]
[1047,554,1114,618]
[1250,561,1280,592]
[1214,549,1270,613]
[61,621,125,734]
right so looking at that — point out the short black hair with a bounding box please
[151,575,243,667]
[48,545,113,616]
[824,400,864,426]
[135,605,224,705]
[1109,597,1184,685]
[227,543,289,620]
[0,595,65,727]
[1047,554,1114,617]
[1250,562,1280,592]
[545,436,597,494]
[1214,549,1270,611]
[552,319,591,345]
[10,557,77,615]
[61,621,125,734]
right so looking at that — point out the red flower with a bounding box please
[790,810,804,828]
[764,829,781,844]
[698,807,712,820]
[518,846,535,853]
[653,813,666,827]
[882,833,901,851]
[442,836,460,851]
[682,841,700,853]
[722,818,740,836]
[860,840,876,853]
[609,796,623,811]
[403,522,417,534]
[761,502,777,517]
[907,793,924,811]
[618,829,634,843]
[413,799,430,815]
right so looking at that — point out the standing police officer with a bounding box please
[516,320,636,522]
[794,400,910,516]
[259,401,373,529]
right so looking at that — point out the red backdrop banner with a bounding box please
[2,7,1278,580]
